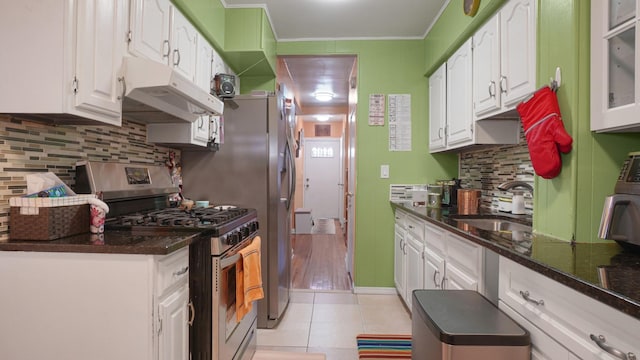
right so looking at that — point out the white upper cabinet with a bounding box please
[500,0,537,106]
[129,0,172,63]
[473,16,501,116]
[171,10,199,82]
[446,39,475,148]
[129,0,199,82]
[196,37,215,93]
[591,0,640,132]
[428,63,447,152]
[473,0,536,119]
[0,0,126,126]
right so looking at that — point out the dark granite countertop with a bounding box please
[392,202,640,321]
[0,228,207,255]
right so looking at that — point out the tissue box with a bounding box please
[9,195,96,240]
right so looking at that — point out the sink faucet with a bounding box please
[497,181,534,194]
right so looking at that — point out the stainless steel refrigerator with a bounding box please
[181,93,296,329]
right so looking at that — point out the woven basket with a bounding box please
[10,204,90,240]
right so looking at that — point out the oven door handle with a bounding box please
[220,253,241,270]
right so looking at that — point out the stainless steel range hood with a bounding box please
[122,57,224,123]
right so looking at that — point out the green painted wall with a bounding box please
[172,0,226,51]
[278,41,458,287]
[424,0,506,76]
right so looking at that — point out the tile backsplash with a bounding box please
[459,130,535,214]
[0,115,178,241]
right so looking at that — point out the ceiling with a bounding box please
[223,0,449,122]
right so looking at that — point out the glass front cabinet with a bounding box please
[591,0,640,132]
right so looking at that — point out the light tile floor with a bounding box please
[256,290,412,360]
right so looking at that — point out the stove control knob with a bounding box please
[251,221,259,232]
[241,226,250,238]
[230,231,240,245]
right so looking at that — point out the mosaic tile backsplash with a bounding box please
[0,115,179,241]
[458,130,535,215]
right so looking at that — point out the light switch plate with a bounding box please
[380,165,389,178]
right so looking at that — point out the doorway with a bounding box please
[277,55,357,291]
[303,138,342,220]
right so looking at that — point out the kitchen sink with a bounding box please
[451,215,532,233]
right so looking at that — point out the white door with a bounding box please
[303,138,342,219]
[158,284,189,360]
[346,107,357,284]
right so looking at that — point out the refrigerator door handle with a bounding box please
[285,138,296,210]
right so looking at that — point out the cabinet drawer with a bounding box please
[394,210,407,229]
[500,300,570,360]
[424,222,446,257]
[157,247,189,294]
[446,233,482,279]
[406,215,424,240]
[499,256,639,360]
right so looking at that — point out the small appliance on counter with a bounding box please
[427,184,442,208]
[599,151,640,252]
[437,178,461,207]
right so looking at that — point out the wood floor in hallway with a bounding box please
[291,219,352,291]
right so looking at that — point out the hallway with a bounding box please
[291,219,352,291]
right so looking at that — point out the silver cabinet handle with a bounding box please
[188,301,195,326]
[519,290,544,306]
[173,49,181,66]
[173,266,189,277]
[433,269,441,288]
[117,76,126,100]
[590,334,636,360]
[500,76,507,94]
[440,276,446,289]
[488,80,496,97]
[162,40,170,58]
[438,127,443,140]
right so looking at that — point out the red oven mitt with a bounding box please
[516,86,572,179]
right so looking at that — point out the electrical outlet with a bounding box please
[380,165,389,178]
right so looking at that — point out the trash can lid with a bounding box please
[413,290,530,346]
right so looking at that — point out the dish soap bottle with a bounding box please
[512,191,525,215]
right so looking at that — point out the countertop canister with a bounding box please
[457,189,482,214]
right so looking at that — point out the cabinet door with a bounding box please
[158,284,189,360]
[171,9,198,82]
[591,0,640,131]
[195,35,214,93]
[473,15,501,116]
[394,224,406,299]
[500,0,536,107]
[129,0,172,63]
[429,63,447,152]
[192,116,211,144]
[444,262,478,291]
[74,0,125,125]
[423,249,445,290]
[405,234,424,308]
[446,39,474,148]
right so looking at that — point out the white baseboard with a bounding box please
[353,287,398,295]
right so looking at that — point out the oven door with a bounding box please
[215,237,258,360]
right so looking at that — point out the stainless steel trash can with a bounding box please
[412,290,530,360]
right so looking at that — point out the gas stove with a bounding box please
[105,206,259,255]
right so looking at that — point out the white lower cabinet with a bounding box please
[0,248,190,360]
[394,210,425,308]
[499,256,639,360]
[423,222,484,293]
